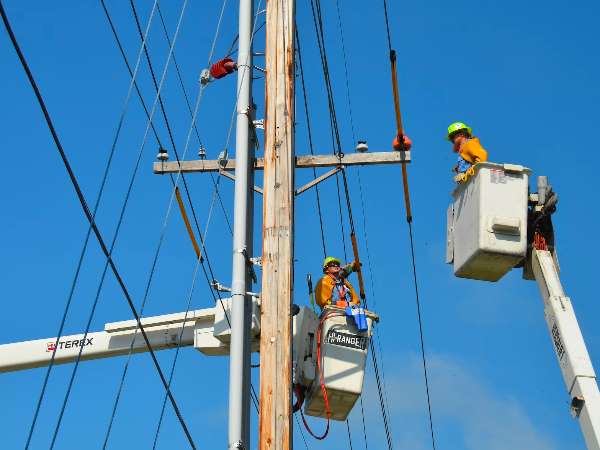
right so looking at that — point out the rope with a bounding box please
[0,2,197,448]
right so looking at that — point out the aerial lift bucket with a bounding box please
[446,162,531,281]
[294,305,378,421]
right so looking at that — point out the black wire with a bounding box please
[379,0,437,446]
[295,27,327,258]
[0,3,197,448]
[359,397,369,450]
[408,222,436,450]
[345,419,355,450]
[294,414,310,450]
[369,340,394,449]
[155,2,233,234]
[382,0,392,54]
[98,3,244,444]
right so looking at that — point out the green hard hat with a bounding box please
[323,256,341,270]
[446,122,473,141]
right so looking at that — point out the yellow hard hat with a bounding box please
[446,122,473,141]
[323,256,341,271]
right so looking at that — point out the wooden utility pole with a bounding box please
[259,0,295,448]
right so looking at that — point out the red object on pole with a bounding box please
[210,58,238,79]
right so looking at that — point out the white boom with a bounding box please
[0,297,261,373]
[532,249,600,449]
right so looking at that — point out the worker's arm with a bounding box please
[341,261,360,278]
[314,277,333,309]
[462,138,488,163]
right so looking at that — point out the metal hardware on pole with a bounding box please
[228,0,254,447]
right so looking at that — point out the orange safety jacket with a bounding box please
[315,274,360,309]
[459,137,488,165]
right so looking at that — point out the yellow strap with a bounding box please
[175,187,202,260]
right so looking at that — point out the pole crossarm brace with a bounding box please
[218,169,264,194]
[295,166,341,196]
[153,150,411,174]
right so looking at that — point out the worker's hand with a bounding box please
[393,134,412,151]
[352,261,361,272]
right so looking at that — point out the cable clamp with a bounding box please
[211,279,231,293]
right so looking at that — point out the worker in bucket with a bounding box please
[447,121,488,183]
[315,257,360,310]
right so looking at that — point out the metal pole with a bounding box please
[228,0,254,447]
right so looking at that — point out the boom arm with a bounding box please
[532,249,600,449]
[0,297,261,373]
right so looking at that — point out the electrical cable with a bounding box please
[155,3,232,235]
[105,2,266,445]
[306,3,394,447]
[5,0,160,447]
[45,1,198,448]
[151,256,203,450]
[346,418,355,450]
[295,414,310,450]
[0,2,197,448]
[295,27,327,258]
[380,1,437,448]
[100,0,238,444]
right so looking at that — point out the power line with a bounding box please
[155,2,232,235]
[0,1,197,448]
[306,2,395,447]
[295,27,327,258]
[99,0,236,444]
[379,0,437,447]
[8,0,161,447]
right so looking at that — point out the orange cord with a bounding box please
[300,311,344,440]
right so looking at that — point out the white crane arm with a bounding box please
[0,308,215,373]
[532,249,600,450]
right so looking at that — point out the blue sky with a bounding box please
[1,0,599,449]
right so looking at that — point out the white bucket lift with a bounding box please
[446,162,531,281]
[292,305,378,421]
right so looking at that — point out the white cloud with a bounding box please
[362,353,557,450]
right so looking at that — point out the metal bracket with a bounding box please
[211,280,232,293]
[218,169,264,194]
[252,119,264,130]
[295,166,342,196]
[250,256,262,266]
